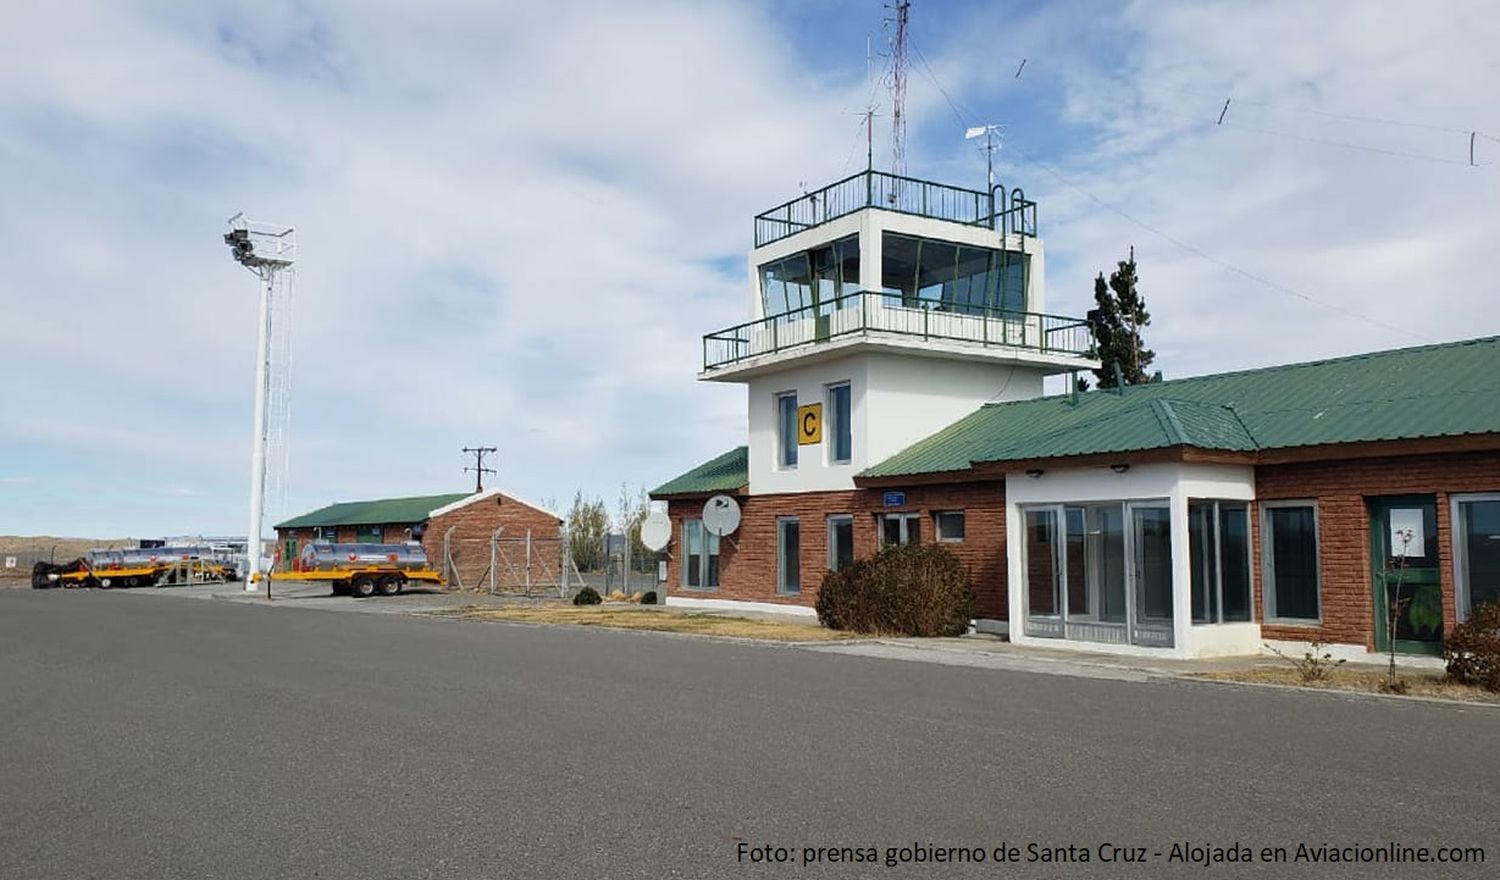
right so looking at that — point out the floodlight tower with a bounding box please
[224,213,296,591]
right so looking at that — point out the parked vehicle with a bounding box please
[267,542,444,598]
[31,546,235,589]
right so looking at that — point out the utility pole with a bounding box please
[462,446,497,493]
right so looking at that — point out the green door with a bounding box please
[283,539,297,570]
[1370,496,1444,656]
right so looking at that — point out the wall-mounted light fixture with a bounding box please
[1110,463,1131,474]
[1025,469,1044,479]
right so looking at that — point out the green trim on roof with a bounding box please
[651,447,749,497]
[275,493,472,530]
[862,335,1500,478]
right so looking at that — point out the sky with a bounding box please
[1,0,1497,539]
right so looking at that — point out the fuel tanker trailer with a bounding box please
[34,545,235,589]
[270,542,444,598]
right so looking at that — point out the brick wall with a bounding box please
[427,494,564,589]
[1254,450,1500,648]
[274,493,563,589]
[663,480,1007,618]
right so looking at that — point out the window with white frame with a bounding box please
[1261,502,1320,623]
[827,382,851,464]
[879,512,920,546]
[776,392,798,469]
[777,517,800,594]
[934,511,965,542]
[1188,500,1252,624]
[681,519,720,590]
[827,515,854,572]
[1454,494,1500,619]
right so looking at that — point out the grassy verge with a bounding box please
[437,603,866,642]
[1195,667,1500,704]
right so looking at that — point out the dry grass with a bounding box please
[0,536,131,557]
[1196,666,1500,704]
[439,603,865,642]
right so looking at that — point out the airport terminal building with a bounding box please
[650,169,1500,660]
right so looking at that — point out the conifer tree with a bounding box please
[1083,249,1155,389]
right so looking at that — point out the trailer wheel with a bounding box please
[97,577,113,589]
[350,576,376,599]
[123,576,139,588]
[377,575,402,597]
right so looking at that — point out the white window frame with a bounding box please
[1188,499,1254,626]
[1260,500,1322,626]
[776,391,798,470]
[1452,493,1500,620]
[680,518,719,591]
[934,511,965,543]
[777,516,801,595]
[827,514,854,571]
[826,381,852,466]
[878,512,921,547]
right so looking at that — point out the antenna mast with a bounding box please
[888,0,910,177]
[224,214,296,592]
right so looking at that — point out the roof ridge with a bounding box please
[1149,399,1188,446]
[977,334,1500,412]
[1143,334,1500,389]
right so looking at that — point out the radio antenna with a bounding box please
[887,0,911,177]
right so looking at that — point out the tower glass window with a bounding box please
[760,235,858,316]
[880,232,1027,314]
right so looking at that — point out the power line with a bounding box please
[1002,139,1432,343]
[905,42,1433,344]
[1222,120,1484,167]
[1162,85,1500,139]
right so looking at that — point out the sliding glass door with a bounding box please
[1128,503,1174,646]
[1022,501,1173,647]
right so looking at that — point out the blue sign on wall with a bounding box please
[882,490,907,508]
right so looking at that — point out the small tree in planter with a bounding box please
[1381,528,1415,694]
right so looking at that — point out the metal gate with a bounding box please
[442,526,586,598]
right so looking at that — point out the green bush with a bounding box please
[572,586,602,606]
[815,543,974,637]
[1445,601,1500,692]
[640,590,658,605]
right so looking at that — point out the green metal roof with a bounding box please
[651,447,749,497]
[862,335,1500,478]
[275,493,471,529]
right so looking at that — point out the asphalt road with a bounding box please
[1,590,1495,879]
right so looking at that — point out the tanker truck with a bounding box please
[268,541,444,598]
[33,546,236,589]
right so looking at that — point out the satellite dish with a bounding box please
[702,494,742,537]
[640,510,672,552]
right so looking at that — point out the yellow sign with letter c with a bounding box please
[798,403,822,445]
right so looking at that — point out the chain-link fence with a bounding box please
[440,527,587,598]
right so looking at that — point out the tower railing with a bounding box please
[702,291,1092,371]
[753,170,1038,247]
